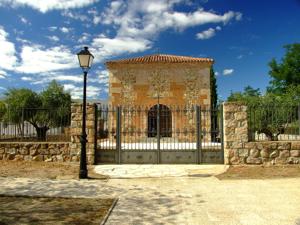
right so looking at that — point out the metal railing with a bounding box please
[0,107,71,142]
[96,104,223,152]
[248,104,300,141]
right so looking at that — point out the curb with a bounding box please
[100,198,119,225]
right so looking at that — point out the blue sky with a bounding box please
[0,0,299,101]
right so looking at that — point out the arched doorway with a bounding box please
[148,104,172,137]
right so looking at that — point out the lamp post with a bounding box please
[77,46,94,179]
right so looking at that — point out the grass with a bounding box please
[0,196,116,225]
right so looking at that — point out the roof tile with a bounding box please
[106,54,214,65]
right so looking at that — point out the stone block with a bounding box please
[33,155,44,161]
[18,147,29,155]
[260,149,269,158]
[0,147,5,154]
[6,154,15,160]
[238,149,249,157]
[291,142,300,150]
[30,149,39,156]
[246,157,262,164]
[249,148,260,158]
[270,150,278,158]
[6,148,16,154]
[244,142,256,149]
[279,150,290,158]
[14,155,24,161]
[287,157,300,164]
[278,143,291,150]
[290,150,300,157]
[38,148,49,155]
[24,155,32,160]
[235,112,247,121]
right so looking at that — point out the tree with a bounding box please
[0,100,6,120]
[210,67,218,108]
[268,43,300,93]
[210,67,219,141]
[3,80,71,141]
[227,85,261,105]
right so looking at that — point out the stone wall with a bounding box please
[223,102,300,165]
[0,142,72,162]
[70,103,96,165]
[0,103,97,164]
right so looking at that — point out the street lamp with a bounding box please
[77,46,94,179]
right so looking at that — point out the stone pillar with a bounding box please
[70,103,96,165]
[223,102,248,164]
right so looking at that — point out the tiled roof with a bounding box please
[106,54,214,65]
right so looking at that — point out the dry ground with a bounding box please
[216,164,300,180]
[0,161,108,180]
[0,196,115,225]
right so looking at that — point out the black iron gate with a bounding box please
[95,104,224,164]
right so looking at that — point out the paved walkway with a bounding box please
[1,167,300,225]
[94,164,229,178]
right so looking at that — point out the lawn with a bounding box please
[0,196,116,225]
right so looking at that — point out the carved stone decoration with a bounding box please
[183,70,200,127]
[120,70,136,107]
[119,70,136,134]
[148,69,170,99]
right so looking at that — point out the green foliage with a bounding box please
[210,67,218,108]
[268,43,300,93]
[227,86,261,105]
[1,80,71,140]
[0,100,6,120]
[228,85,300,141]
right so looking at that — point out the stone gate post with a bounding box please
[70,103,96,165]
[223,102,248,164]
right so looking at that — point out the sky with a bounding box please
[0,0,299,101]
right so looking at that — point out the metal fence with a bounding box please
[0,108,71,142]
[95,104,223,164]
[248,104,300,141]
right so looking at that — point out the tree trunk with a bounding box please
[35,126,49,141]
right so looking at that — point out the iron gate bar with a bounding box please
[157,103,160,164]
[220,104,224,164]
[116,106,122,164]
[196,105,201,164]
[94,103,98,163]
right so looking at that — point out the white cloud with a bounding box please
[196,28,216,40]
[60,27,70,33]
[47,35,59,42]
[61,10,89,22]
[0,70,7,79]
[237,55,243,59]
[223,69,234,75]
[16,45,77,74]
[78,33,91,43]
[63,83,103,99]
[19,15,30,25]
[0,0,99,13]
[91,36,151,63]
[48,26,57,31]
[0,27,17,71]
[215,71,219,76]
[21,76,33,81]
[91,1,242,59]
